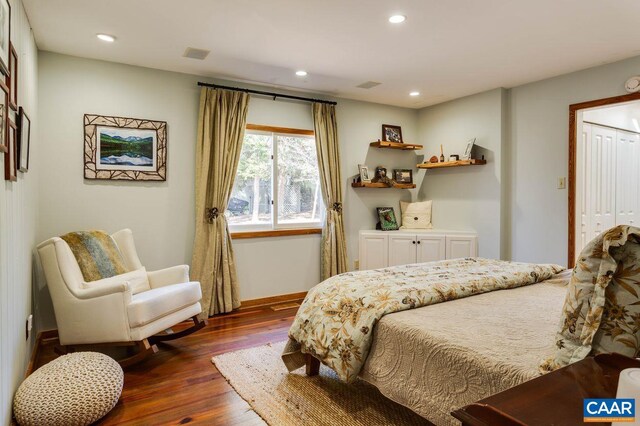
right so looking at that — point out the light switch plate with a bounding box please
[557,177,566,189]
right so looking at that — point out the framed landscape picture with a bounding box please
[4,118,16,181]
[7,42,16,110]
[0,81,7,153]
[84,114,167,181]
[0,0,10,75]
[17,107,29,172]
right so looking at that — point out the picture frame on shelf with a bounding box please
[358,164,371,183]
[17,106,30,172]
[0,0,10,76]
[4,117,16,181]
[449,154,459,161]
[381,124,403,143]
[7,42,16,110]
[0,81,8,153]
[393,169,413,184]
[462,138,476,160]
[376,207,399,231]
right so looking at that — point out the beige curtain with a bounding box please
[192,87,249,316]
[313,103,348,280]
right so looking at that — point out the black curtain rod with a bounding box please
[197,82,337,105]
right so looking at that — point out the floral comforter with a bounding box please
[282,258,564,382]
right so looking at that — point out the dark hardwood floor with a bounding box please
[34,302,302,425]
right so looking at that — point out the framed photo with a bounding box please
[358,164,371,183]
[449,154,459,161]
[376,207,399,231]
[0,81,7,153]
[382,124,403,143]
[4,117,16,181]
[462,138,476,160]
[7,42,16,110]
[0,0,10,76]
[84,114,167,181]
[393,169,413,184]
[17,107,29,172]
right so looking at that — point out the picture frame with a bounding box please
[7,42,16,110]
[17,106,30,172]
[4,117,16,181]
[0,80,8,153]
[0,0,10,76]
[382,124,403,143]
[84,114,167,181]
[462,138,476,160]
[449,154,459,162]
[376,207,399,231]
[358,164,371,183]
[393,169,413,184]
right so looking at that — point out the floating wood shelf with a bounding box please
[417,159,487,169]
[370,141,423,150]
[351,182,416,189]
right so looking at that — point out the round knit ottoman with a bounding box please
[13,352,123,426]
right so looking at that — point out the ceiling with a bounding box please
[23,0,640,108]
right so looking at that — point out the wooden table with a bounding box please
[451,353,640,426]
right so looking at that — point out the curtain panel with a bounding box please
[312,103,348,280]
[191,87,249,316]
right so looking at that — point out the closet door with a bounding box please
[616,130,640,227]
[388,234,417,266]
[585,125,617,239]
[577,124,590,253]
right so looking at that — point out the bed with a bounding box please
[283,258,571,426]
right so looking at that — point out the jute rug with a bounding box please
[211,341,431,425]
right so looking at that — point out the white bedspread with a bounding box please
[359,270,571,426]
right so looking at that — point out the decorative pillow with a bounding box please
[60,230,127,282]
[399,200,433,230]
[84,267,150,295]
[541,225,640,372]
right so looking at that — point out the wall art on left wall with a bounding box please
[84,114,167,181]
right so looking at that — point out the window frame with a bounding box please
[228,124,325,237]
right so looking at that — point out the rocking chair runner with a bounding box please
[37,229,206,366]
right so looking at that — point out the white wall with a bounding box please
[36,52,419,325]
[0,0,38,423]
[416,88,505,259]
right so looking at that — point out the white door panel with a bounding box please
[445,236,477,259]
[388,235,417,266]
[616,130,640,227]
[360,234,388,270]
[416,236,445,263]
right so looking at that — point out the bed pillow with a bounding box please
[84,267,150,295]
[541,225,640,372]
[399,201,433,230]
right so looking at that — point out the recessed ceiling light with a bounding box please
[409,91,420,97]
[295,70,308,77]
[389,15,406,24]
[97,34,116,42]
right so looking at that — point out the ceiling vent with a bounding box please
[183,47,210,60]
[356,81,382,89]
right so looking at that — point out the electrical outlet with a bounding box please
[354,260,359,270]
[557,177,566,189]
[26,314,33,340]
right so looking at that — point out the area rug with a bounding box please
[211,341,430,425]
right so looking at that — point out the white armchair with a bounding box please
[37,228,206,366]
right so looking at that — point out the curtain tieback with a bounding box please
[331,202,343,214]
[206,207,219,223]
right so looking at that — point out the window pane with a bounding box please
[276,135,325,225]
[227,133,272,227]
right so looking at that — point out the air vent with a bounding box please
[183,47,210,60]
[356,81,382,89]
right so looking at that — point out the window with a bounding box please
[227,125,325,232]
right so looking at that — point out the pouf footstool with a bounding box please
[13,352,123,426]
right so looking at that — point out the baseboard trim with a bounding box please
[26,329,58,377]
[239,291,307,310]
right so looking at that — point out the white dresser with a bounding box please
[358,229,478,270]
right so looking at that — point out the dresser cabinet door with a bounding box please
[416,235,446,263]
[445,235,478,259]
[388,234,418,267]
[360,234,389,270]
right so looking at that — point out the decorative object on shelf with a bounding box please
[462,138,476,160]
[429,155,438,163]
[84,114,167,181]
[439,144,445,162]
[381,124,403,143]
[358,164,371,183]
[625,76,640,93]
[0,0,10,75]
[393,169,413,184]
[17,106,29,172]
[372,166,395,186]
[7,42,15,110]
[4,118,16,181]
[0,80,6,153]
[400,200,433,230]
[449,154,459,161]
[376,207,399,231]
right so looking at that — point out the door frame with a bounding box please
[567,92,640,267]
